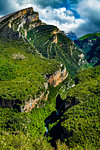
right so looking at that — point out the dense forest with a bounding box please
[0,7,100,150]
[0,65,100,150]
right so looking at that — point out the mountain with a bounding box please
[0,8,71,112]
[75,33,100,66]
[66,31,77,41]
[78,33,100,40]
[0,7,85,76]
[0,7,100,150]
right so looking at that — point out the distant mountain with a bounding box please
[78,33,100,40]
[87,38,100,66]
[66,31,77,40]
[75,32,100,66]
[75,33,100,53]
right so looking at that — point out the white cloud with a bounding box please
[75,0,100,37]
[33,6,84,33]
[77,0,100,18]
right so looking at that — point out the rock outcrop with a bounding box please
[21,66,68,112]
[21,91,49,112]
[48,66,68,87]
[0,7,43,39]
[0,64,68,112]
[0,91,49,112]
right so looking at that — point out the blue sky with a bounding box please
[0,0,100,37]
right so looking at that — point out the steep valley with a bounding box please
[0,7,100,150]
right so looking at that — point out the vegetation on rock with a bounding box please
[27,25,83,76]
[0,37,60,105]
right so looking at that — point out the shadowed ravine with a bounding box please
[44,94,79,148]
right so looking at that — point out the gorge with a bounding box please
[0,7,100,150]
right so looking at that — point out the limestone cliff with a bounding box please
[0,7,43,39]
[21,91,49,112]
[0,64,68,112]
[21,65,68,112]
[48,66,68,87]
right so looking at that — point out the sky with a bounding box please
[0,0,100,37]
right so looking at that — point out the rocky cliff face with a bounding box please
[21,91,49,112]
[0,7,43,39]
[0,64,68,112]
[21,66,68,112]
[48,66,68,87]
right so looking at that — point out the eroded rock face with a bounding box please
[0,7,43,39]
[21,91,49,112]
[9,7,42,34]
[20,66,68,112]
[48,66,68,87]
[0,91,49,112]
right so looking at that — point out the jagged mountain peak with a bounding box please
[0,7,34,21]
[0,7,44,39]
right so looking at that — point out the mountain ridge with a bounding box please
[0,7,86,76]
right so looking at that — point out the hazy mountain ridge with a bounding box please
[75,33,100,66]
[66,31,77,41]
